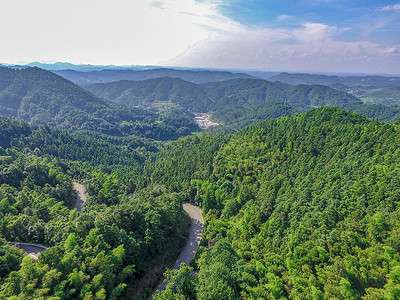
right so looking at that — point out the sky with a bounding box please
[0,0,400,74]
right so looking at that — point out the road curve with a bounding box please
[10,242,48,259]
[10,182,87,259]
[149,203,203,299]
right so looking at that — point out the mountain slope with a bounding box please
[149,107,400,299]
[85,77,213,112]
[86,77,360,113]
[202,78,361,111]
[269,72,400,87]
[0,67,199,139]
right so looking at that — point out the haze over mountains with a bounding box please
[54,68,256,85]
[269,72,400,87]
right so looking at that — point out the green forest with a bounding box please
[1,66,400,299]
[2,107,400,299]
[151,107,400,299]
[0,116,188,299]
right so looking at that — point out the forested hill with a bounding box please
[0,116,188,299]
[86,77,360,112]
[54,68,256,85]
[269,72,400,87]
[0,67,199,139]
[149,107,400,299]
[85,77,213,112]
[202,78,361,110]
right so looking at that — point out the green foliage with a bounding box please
[0,150,74,244]
[85,77,213,112]
[0,67,199,140]
[149,107,400,299]
[0,112,189,298]
[154,263,196,300]
[0,184,187,299]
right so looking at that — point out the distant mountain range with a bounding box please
[1,65,400,135]
[269,72,400,106]
[269,72,400,87]
[53,68,257,85]
[0,67,198,139]
[85,76,387,129]
[0,62,158,72]
[4,62,400,107]
[86,77,361,112]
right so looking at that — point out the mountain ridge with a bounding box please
[0,66,199,139]
[54,68,257,85]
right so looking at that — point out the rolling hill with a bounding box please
[269,72,400,87]
[149,107,400,299]
[86,77,361,112]
[85,77,364,129]
[270,72,400,107]
[0,67,199,139]
[201,78,361,110]
[85,77,213,112]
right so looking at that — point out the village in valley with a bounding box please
[194,113,220,129]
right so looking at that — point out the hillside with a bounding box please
[85,77,213,112]
[54,68,256,85]
[149,107,400,299]
[269,72,400,87]
[2,105,400,299]
[201,78,361,111]
[88,77,360,112]
[270,72,400,107]
[0,67,199,139]
[86,76,373,130]
[0,115,190,299]
[0,146,186,299]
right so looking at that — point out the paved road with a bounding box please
[149,203,203,299]
[10,242,48,259]
[73,182,87,212]
[10,182,87,259]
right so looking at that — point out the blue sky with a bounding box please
[0,0,399,74]
[215,0,400,45]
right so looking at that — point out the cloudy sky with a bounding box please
[1,0,400,74]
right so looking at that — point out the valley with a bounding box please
[2,0,400,298]
[0,64,400,299]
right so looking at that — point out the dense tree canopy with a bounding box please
[152,107,400,299]
[0,67,199,139]
[2,75,400,300]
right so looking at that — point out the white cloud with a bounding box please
[292,22,348,43]
[276,15,292,21]
[0,0,398,73]
[379,3,400,11]
[167,20,400,74]
[384,47,400,55]
[0,0,219,65]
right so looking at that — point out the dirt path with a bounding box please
[73,182,87,212]
[149,203,203,299]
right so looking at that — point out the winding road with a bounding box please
[10,186,204,300]
[11,182,87,258]
[149,203,204,299]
